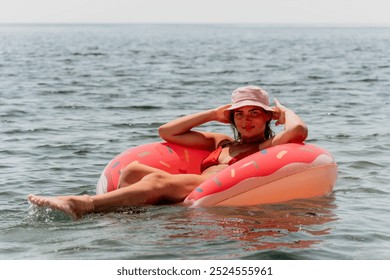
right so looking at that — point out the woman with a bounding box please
[28,86,308,219]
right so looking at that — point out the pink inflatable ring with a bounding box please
[96,142,337,206]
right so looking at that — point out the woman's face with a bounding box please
[233,106,270,142]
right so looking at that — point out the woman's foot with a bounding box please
[27,194,95,220]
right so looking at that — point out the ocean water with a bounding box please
[0,24,389,260]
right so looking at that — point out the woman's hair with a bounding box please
[228,110,275,141]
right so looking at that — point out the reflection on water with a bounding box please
[23,193,338,259]
[166,195,337,252]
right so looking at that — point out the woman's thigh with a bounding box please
[141,173,206,203]
[118,161,168,188]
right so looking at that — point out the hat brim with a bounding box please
[223,100,275,119]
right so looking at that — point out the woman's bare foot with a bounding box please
[27,194,95,220]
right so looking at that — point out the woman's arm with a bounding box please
[158,105,233,151]
[269,99,308,146]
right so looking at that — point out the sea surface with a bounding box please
[0,24,389,260]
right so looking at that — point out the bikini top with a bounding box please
[200,144,259,172]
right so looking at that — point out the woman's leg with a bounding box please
[28,172,206,219]
[117,161,165,189]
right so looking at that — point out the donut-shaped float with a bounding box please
[96,142,337,206]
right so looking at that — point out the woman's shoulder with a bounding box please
[217,138,233,148]
[199,131,232,150]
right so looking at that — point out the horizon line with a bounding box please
[1,22,390,27]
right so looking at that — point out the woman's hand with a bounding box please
[214,104,231,124]
[272,98,287,126]
[270,98,308,145]
[158,104,233,150]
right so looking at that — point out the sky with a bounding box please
[1,0,390,25]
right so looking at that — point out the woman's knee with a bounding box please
[141,173,167,187]
[118,162,151,188]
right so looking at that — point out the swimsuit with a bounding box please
[200,144,258,172]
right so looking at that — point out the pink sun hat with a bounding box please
[224,86,275,118]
